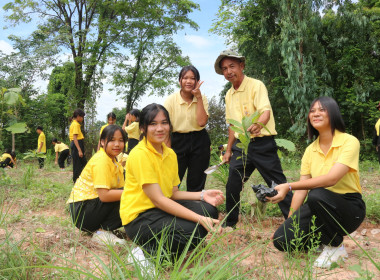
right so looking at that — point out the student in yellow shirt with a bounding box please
[268,97,366,269]
[164,66,211,192]
[69,109,87,183]
[120,104,224,260]
[122,109,141,154]
[0,148,17,168]
[372,101,380,166]
[67,125,126,245]
[97,112,117,151]
[52,138,70,170]
[36,126,46,169]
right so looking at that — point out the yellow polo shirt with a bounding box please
[69,120,84,141]
[54,142,69,153]
[0,153,11,161]
[67,148,124,203]
[375,118,380,136]
[301,130,361,194]
[164,91,209,133]
[99,124,109,136]
[225,76,276,138]
[38,132,46,153]
[125,122,141,140]
[119,138,180,225]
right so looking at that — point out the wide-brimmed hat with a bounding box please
[376,101,380,109]
[214,49,245,75]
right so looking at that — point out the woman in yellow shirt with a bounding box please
[0,148,16,168]
[269,97,365,269]
[122,109,141,154]
[69,109,87,183]
[52,138,70,170]
[372,102,380,166]
[164,66,211,192]
[120,104,224,260]
[67,125,126,245]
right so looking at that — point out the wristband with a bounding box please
[288,183,292,191]
[200,190,205,201]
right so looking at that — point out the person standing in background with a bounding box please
[122,109,141,154]
[164,65,211,192]
[97,112,117,151]
[373,102,380,167]
[69,109,87,183]
[36,126,46,169]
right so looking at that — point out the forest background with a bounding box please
[0,0,379,161]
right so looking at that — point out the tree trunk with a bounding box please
[12,133,15,152]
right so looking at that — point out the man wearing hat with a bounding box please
[373,102,380,166]
[214,49,293,228]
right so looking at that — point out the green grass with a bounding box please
[0,158,379,279]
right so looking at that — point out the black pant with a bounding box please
[225,137,293,227]
[38,153,46,169]
[127,138,139,154]
[68,198,122,233]
[273,188,366,252]
[124,200,218,257]
[58,149,70,168]
[70,140,87,183]
[0,158,11,168]
[377,148,380,167]
[171,129,211,192]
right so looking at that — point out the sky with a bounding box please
[0,0,229,121]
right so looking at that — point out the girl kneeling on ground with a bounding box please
[67,125,126,245]
[268,96,365,269]
[52,138,70,170]
[119,104,224,260]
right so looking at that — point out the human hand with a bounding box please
[79,151,83,158]
[203,189,225,207]
[222,150,232,163]
[266,183,289,204]
[376,146,379,152]
[125,113,130,121]
[247,123,262,136]
[191,80,204,98]
[199,216,221,232]
[54,161,58,165]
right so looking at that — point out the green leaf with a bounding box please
[4,91,20,105]
[227,119,243,128]
[35,227,46,233]
[275,139,296,152]
[5,122,28,134]
[236,143,245,149]
[230,126,244,134]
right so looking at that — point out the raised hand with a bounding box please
[191,80,204,98]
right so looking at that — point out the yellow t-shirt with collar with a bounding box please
[164,91,209,133]
[119,138,180,226]
[301,130,361,194]
[0,153,11,161]
[225,76,276,138]
[375,118,380,136]
[54,142,69,153]
[99,124,109,136]
[69,120,84,141]
[67,148,125,203]
[38,132,46,153]
[125,122,141,140]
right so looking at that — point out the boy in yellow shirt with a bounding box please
[36,126,46,169]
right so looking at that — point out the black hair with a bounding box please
[73,108,85,118]
[178,65,200,82]
[100,125,127,153]
[10,151,16,159]
[107,112,117,120]
[36,126,43,131]
[307,96,345,140]
[52,138,61,144]
[139,104,172,139]
[129,109,140,121]
[4,148,11,154]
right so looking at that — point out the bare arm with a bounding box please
[122,114,130,131]
[268,163,350,204]
[171,186,225,206]
[97,188,123,202]
[287,175,310,217]
[143,183,221,231]
[223,125,236,163]
[55,152,59,164]
[73,134,83,157]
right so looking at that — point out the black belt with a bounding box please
[250,135,274,142]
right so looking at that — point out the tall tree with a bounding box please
[3,0,199,109]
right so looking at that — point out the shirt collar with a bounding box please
[142,137,170,159]
[176,91,197,105]
[73,119,80,125]
[231,75,248,94]
[312,130,345,152]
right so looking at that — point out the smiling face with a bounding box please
[179,70,197,94]
[220,57,245,88]
[146,110,170,150]
[309,101,330,131]
[107,117,116,125]
[101,129,125,159]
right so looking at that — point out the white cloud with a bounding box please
[0,40,15,55]
[184,35,213,49]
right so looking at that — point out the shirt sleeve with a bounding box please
[130,151,160,188]
[336,136,360,171]
[254,80,272,113]
[225,92,231,123]
[201,95,209,116]
[300,145,312,176]
[72,123,81,135]
[55,145,59,153]
[93,161,112,189]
